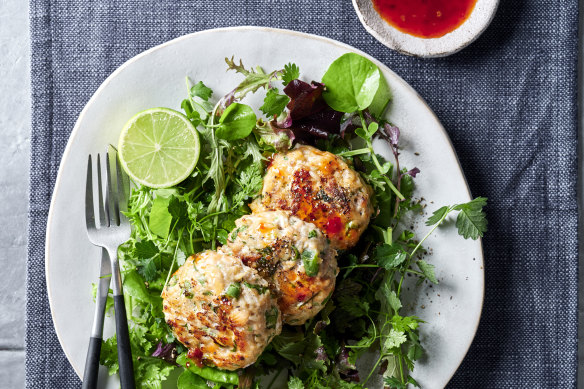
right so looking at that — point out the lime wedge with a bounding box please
[118,108,200,188]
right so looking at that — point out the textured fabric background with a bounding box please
[27,1,578,388]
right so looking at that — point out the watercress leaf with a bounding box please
[355,127,368,140]
[375,243,408,269]
[322,53,381,113]
[260,88,290,117]
[178,369,208,389]
[368,72,392,119]
[177,354,239,385]
[282,63,300,86]
[288,376,304,389]
[149,196,173,239]
[190,81,213,101]
[425,205,450,226]
[379,161,392,175]
[216,103,257,140]
[453,197,488,239]
[367,122,379,137]
[416,260,438,284]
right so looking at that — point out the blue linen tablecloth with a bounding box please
[27,0,578,388]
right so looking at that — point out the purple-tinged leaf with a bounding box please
[406,167,420,177]
[337,346,360,382]
[315,346,328,362]
[291,108,344,143]
[151,342,178,364]
[284,80,326,120]
[275,111,293,128]
[384,123,400,146]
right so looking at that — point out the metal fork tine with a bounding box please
[106,151,120,226]
[96,154,107,228]
[85,155,95,230]
[115,153,129,216]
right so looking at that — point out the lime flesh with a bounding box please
[118,108,200,188]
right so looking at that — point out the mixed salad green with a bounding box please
[98,53,487,388]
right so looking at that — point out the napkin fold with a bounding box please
[28,0,578,387]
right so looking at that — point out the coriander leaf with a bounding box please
[233,163,263,206]
[225,282,241,299]
[181,99,202,126]
[288,376,304,389]
[387,291,402,313]
[243,281,268,295]
[276,339,306,364]
[260,88,290,117]
[425,205,450,226]
[416,260,438,284]
[407,342,423,362]
[383,329,407,349]
[321,53,381,113]
[282,63,300,86]
[140,257,158,282]
[216,103,257,140]
[301,249,320,277]
[408,376,421,388]
[134,240,159,260]
[384,377,407,389]
[375,243,408,269]
[176,249,187,266]
[338,295,369,318]
[190,81,213,101]
[453,197,488,239]
[168,196,189,229]
[391,315,422,332]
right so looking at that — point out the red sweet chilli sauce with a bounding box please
[372,0,478,38]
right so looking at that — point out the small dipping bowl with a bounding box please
[353,0,499,57]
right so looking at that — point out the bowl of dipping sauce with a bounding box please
[353,0,499,57]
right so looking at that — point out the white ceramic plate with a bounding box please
[46,27,484,389]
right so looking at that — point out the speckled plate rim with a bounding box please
[352,0,500,57]
[45,26,484,387]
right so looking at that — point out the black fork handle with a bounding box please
[113,294,135,389]
[82,336,102,389]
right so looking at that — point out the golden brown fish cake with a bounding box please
[161,251,281,370]
[251,145,373,250]
[221,210,338,325]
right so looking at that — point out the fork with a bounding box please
[85,151,135,389]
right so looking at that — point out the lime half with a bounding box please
[118,108,200,188]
